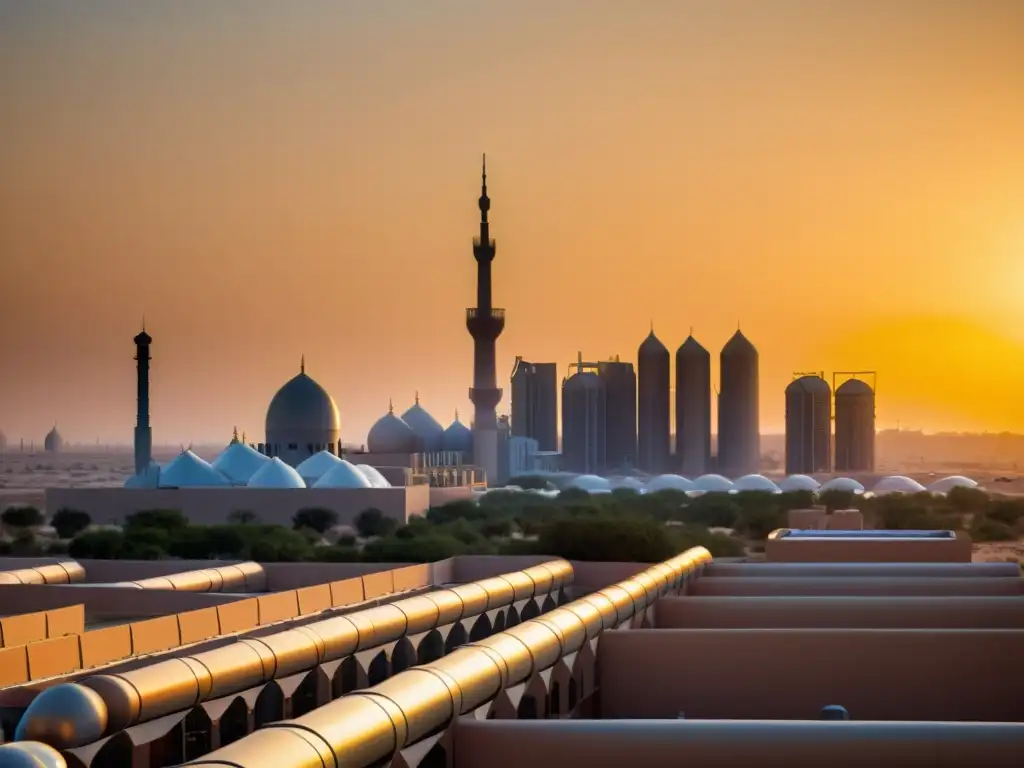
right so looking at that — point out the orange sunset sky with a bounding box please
[1,1,1022,446]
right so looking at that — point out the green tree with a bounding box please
[507,475,554,491]
[354,508,398,538]
[10,529,42,556]
[293,507,339,534]
[969,516,1016,542]
[69,530,125,559]
[1,506,44,529]
[362,533,467,563]
[228,510,259,525]
[535,516,677,563]
[125,509,188,532]
[248,528,313,561]
[50,508,92,539]
[313,544,361,562]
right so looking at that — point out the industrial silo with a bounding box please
[785,375,832,475]
[637,330,671,473]
[834,377,876,472]
[597,358,637,470]
[675,335,711,477]
[561,362,607,475]
[717,330,760,476]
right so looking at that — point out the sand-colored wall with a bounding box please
[0,604,84,646]
[766,533,972,562]
[655,596,1024,629]
[43,485,432,527]
[596,629,1024,721]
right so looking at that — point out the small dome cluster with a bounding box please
[367,396,472,455]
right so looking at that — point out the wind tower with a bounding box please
[466,155,506,485]
[133,323,153,475]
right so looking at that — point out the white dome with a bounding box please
[568,474,611,492]
[819,477,865,494]
[295,450,344,483]
[313,460,373,489]
[733,474,781,493]
[248,457,307,489]
[354,464,392,488]
[779,474,821,493]
[873,475,927,496]
[692,474,735,493]
[212,442,270,485]
[646,474,694,492]
[928,475,979,494]
[158,450,231,488]
[610,476,645,491]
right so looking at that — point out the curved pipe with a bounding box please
[20,559,573,746]
[182,548,711,768]
[114,561,265,592]
[0,561,86,585]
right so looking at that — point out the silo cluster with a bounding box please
[716,331,760,476]
[782,373,876,474]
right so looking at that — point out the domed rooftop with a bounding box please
[401,394,444,452]
[367,401,418,453]
[722,329,757,358]
[928,475,979,494]
[295,450,343,483]
[872,475,927,496]
[354,464,391,488]
[646,474,694,492]
[779,474,821,493]
[442,410,473,453]
[159,450,230,488]
[692,474,735,493]
[212,442,270,485]
[564,370,602,391]
[44,425,64,453]
[568,474,611,492]
[676,334,709,359]
[786,375,831,395]
[819,476,865,494]
[610,476,645,491]
[313,460,373,489]
[265,359,341,440]
[248,457,306,489]
[836,378,874,396]
[733,474,781,493]
[638,328,668,357]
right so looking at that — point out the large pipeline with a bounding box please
[112,561,266,592]
[0,561,86,585]
[16,559,574,749]
[179,547,712,768]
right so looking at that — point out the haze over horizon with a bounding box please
[1,1,1023,446]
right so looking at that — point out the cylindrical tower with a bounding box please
[675,335,711,477]
[785,375,831,475]
[637,330,670,473]
[561,369,606,474]
[133,327,153,475]
[834,377,876,472]
[717,330,760,476]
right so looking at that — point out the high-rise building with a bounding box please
[561,354,606,474]
[598,358,637,470]
[717,330,760,476]
[675,334,711,477]
[466,155,505,486]
[637,329,670,473]
[510,358,558,452]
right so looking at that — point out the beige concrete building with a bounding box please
[1,530,1022,768]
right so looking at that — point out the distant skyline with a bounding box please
[1,1,1023,445]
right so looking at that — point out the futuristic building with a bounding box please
[43,425,63,454]
[561,355,606,474]
[597,358,637,470]
[834,376,876,472]
[717,329,760,476]
[784,374,832,475]
[674,334,712,477]
[510,358,558,452]
[637,329,670,473]
[262,358,342,467]
[466,155,506,486]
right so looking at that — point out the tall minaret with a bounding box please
[466,155,505,484]
[133,324,153,475]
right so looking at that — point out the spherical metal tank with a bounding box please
[784,375,832,475]
[834,378,875,472]
[717,330,760,476]
[561,371,606,474]
[638,331,671,473]
[675,335,712,477]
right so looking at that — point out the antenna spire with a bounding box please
[454,407,459,421]
[300,354,305,374]
[415,390,420,405]
[388,398,394,414]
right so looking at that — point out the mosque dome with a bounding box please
[733,474,781,493]
[646,474,694,493]
[265,360,341,450]
[872,475,927,496]
[355,464,392,488]
[212,442,270,485]
[441,411,473,453]
[367,402,418,453]
[248,457,307,489]
[692,474,735,493]
[928,475,979,494]
[158,450,231,488]
[44,425,64,453]
[296,450,343,484]
[779,474,821,493]
[401,394,445,452]
[313,460,373,489]
[819,477,865,494]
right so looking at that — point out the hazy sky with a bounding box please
[1,0,1023,446]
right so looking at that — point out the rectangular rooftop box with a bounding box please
[765,528,971,563]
